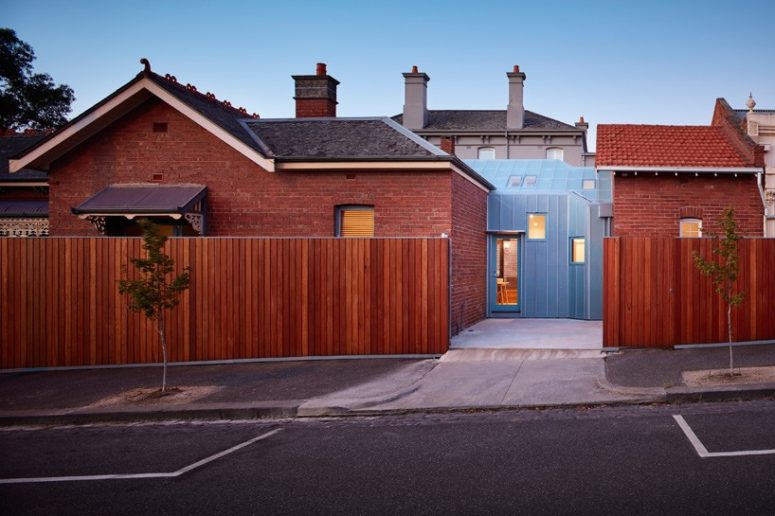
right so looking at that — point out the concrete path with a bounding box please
[298,349,660,415]
[451,318,602,350]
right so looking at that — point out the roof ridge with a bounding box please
[149,71,260,119]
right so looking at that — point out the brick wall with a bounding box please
[613,174,764,237]
[49,99,453,237]
[295,99,336,118]
[450,172,488,334]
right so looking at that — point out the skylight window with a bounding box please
[523,176,537,187]
[508,176,523,187]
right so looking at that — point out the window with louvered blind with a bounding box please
[336,206,375,237]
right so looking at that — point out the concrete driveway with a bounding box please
[451,318,602,350]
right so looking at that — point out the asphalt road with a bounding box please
[2,401,775,515]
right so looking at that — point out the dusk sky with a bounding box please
[4,0,774,150]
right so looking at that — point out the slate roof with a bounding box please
[0,200,48,217]
[0,135,47,181]
[72,184,207,215]
[245,118,440,159]
[392,110,577,131]
[595,125,752,168]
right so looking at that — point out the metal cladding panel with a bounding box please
[486,189,605,320]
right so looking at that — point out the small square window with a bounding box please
[582,179,595,190]
[571,238,585,263]
[527,214,546,239]
[680,218,702,238]
[508,176,523,187]
[523,175,537,187]
[336,206,374,237]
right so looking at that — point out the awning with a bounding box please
[71,184,207,234]
[0,200,48,217]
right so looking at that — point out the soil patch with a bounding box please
[683,366,775,388]
[84,385,220,409]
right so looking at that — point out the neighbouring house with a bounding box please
[0,131,48,237]
[595,123,766,237]
[8,61,494,333]
[466,159,611,320]
[394,66,595,166]
[712,95,774,236]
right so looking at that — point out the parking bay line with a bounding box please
[673,415,775,458]
[0,428,282,484]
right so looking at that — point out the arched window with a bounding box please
[546,147,564,161]
[477,147,496,160]
[679,218,702,238]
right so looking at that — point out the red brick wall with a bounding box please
[295,99,336,118]
[613,174,764,237]
[450,172,488,334]
[49,99,453,237]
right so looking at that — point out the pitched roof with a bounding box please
[246,118,441,159]
[465,159,611,202]
[0,135,47,181]
[595,124,752,168]
[144,73,267,155]
[71,184,206,215]
[392,110,577,131]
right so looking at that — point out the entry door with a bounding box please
[489,235,520,313]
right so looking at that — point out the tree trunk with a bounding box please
[158,309,167,392]
[727,283,733,373]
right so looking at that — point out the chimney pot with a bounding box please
[316,63,327,76]
[513,65,520,73]
[411,65,418,73]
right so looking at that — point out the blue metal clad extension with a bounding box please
[469,159,610,321]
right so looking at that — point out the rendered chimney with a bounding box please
[506,65,527,130]
[402,65,430,130]
[293,62,339,118]
[575,116,589,131]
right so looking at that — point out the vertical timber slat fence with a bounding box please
[603,237,775,348]
[0,238,450,369]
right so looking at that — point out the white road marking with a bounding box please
[0,428,282,484]
[673,415,775,458]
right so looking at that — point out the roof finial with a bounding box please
[746,92,756,112]
[140,58,151,73]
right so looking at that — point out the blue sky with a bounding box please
[4,0,774,149]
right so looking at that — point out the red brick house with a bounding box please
[9,61,493,332]
[0,132,48,236]
[595,124,765,237]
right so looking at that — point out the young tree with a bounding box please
[0,28,75,130]
[692,208,745,373]
[119,220,190,392]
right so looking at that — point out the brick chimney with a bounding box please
[506,65,526,130]
[402,65,430,130]
[440,136,455,155]
[293,63,339,118]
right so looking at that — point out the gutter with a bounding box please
[596,166,762,173]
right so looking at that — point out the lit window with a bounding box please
[336,206,374,237]
[478,147,496,160]
[527,214,546,240]
[523,175,537,187]
[680,218,702,238]
[508,175,523,187]
[571,238,585,263]
[582,179,595,190]
[546,147,564,160]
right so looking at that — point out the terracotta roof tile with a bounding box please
[596,124,751,168]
